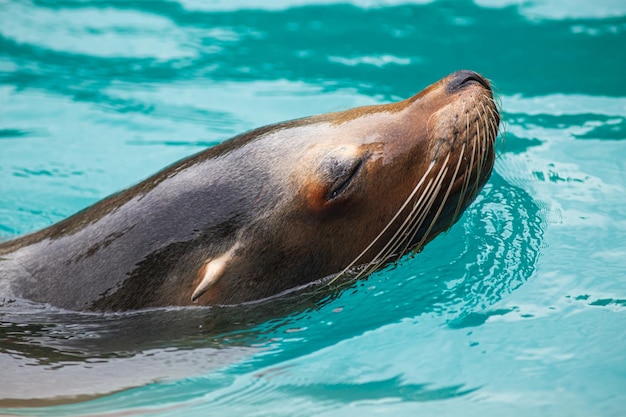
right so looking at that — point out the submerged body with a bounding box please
[0,70,500,311]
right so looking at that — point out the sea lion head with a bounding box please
[191,70,500,306]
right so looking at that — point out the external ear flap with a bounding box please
[191,243,239,302]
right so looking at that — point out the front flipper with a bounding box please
[191,243,240,302]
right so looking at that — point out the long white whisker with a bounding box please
[372,176,438,269]
[322,87,499,294]
[451,102,474,223]
[414,135,467,251]
[361,160,448,276]
[327,161,437,285]
[399,158,451,256]
[383,158,449,266]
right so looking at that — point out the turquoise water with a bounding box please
[1,0,625,415]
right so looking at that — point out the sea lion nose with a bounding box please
[447,70,491,91]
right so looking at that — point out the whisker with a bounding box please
[414,138,466,251]
[451,103,474,223]
[475,101,493,194]
[399,156,451,257]
[381,159,449,267]
[326,161,437,285]
[373,177,437,269]
[361,158,449,278]
[321,86,500,295]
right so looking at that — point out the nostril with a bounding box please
[447,70,491,92]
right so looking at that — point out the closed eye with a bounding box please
[327,157,365,201]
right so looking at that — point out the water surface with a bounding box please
[0,0,625,415]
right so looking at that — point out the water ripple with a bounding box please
[0,1,624,415]
[0,2,196,60]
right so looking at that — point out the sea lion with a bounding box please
[0,70,500,312]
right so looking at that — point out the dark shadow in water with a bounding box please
[506,113,626,142]
[277,376,477,403]
[573,116,626,141]
[0,128,46,139]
